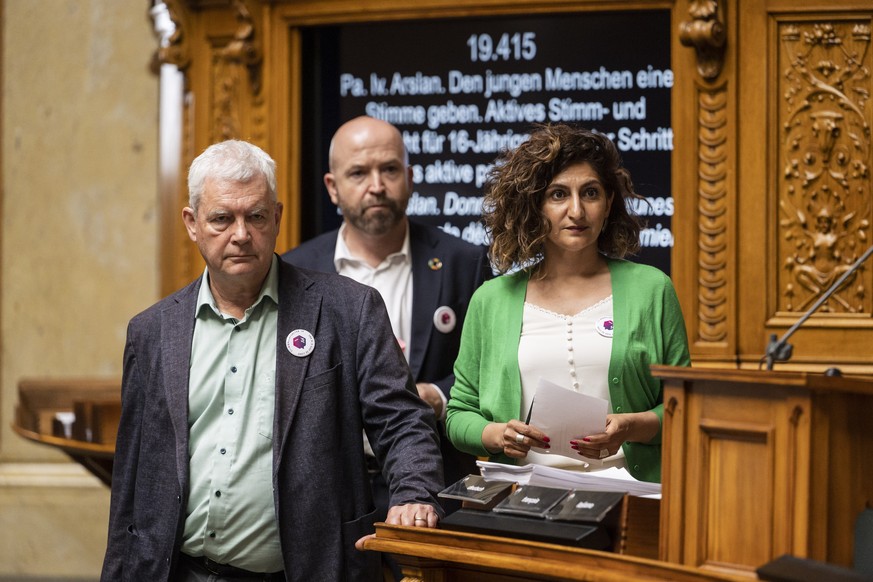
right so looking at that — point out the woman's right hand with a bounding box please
[482,420,551,458]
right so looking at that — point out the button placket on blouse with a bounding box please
[566,318,580,391]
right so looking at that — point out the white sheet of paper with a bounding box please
[527,378,609,463]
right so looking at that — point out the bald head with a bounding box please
[323,116,413,241]
[328,116,409,172]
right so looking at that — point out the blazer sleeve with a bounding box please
[101,325,145,581]
[356,287,445,510]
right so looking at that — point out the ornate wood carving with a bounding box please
[697,86,729,343]
[210,0,265,143]
[150,0,191,73]
[778,21,872,314]
[679,0,726,81]
[220,0,263,95]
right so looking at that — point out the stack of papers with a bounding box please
[476,460,661,498]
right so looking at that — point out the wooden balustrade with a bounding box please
[13,378,121,486]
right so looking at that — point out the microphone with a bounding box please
[763,242,873,371]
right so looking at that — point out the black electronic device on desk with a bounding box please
[440,478,625,550]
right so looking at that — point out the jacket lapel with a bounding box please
[161,281,199,492]
[274,261,321,471]
[408,223,441,379]
[315,231,340,274]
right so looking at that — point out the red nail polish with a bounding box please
[542,436,551,443]
[544,444,550,449]
[582,437,591,442]
[570,444,578,450]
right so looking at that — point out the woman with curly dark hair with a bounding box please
[446,124,689,483]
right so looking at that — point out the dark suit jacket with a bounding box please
[281,221,491,487]
[101,258,443,582]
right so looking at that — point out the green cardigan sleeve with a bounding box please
[608,260,690,482]
[446,283,492,457]
[446,272,527,461]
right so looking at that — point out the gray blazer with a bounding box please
[101,258,443,581]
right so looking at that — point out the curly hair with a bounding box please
[483,124,646,274]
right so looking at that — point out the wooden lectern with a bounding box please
[651,365,873,576]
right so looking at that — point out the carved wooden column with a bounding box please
[673,0,737,367]
[154,0,271,292]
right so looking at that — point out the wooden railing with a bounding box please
[13,378,121,486]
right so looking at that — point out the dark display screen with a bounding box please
[300,10,672,273]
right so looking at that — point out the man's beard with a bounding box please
[344,198,405,236]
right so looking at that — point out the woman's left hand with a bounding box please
[571,411,659,460]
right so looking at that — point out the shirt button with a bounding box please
[228,409,234,415]
[612,377,619,384]
[231,366,237,373]
[215,491,221,497]
[615,406,622,412]
[220,448,226,455]
[209,531,216,538]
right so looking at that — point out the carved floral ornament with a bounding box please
[779,21,872,314]
[150,0,262,94]
[679,0,726,81]
[219,0,263,95]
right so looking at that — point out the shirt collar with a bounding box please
[196,255,280,321]
[333,222,411,270]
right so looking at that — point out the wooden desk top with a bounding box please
[365,523,755,581]
[11,424,114,458]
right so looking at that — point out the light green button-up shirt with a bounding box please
[180,256,282,573]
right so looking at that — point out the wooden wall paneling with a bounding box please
[752,3,873,373]
[674,0,739,369]
[660,389,687,564]
[267,6,300,254]
[735,0,770,370]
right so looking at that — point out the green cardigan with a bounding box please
[445,259,690,483]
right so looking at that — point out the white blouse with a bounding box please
[518,295,627,471]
